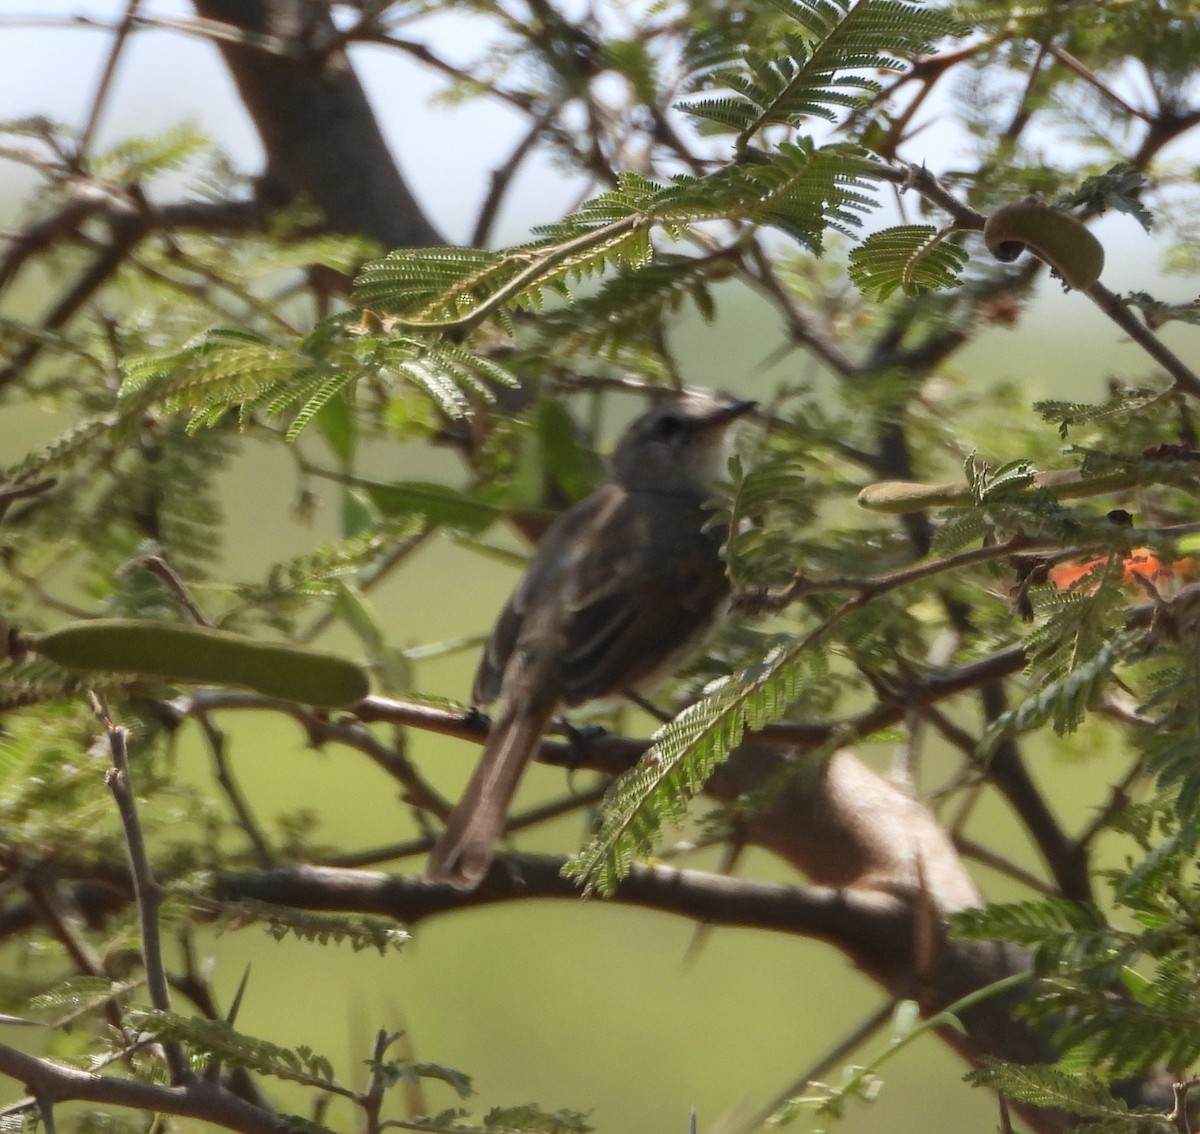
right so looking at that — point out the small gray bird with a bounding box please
[428,392,756,889]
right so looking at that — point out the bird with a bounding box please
[428,391,756,889]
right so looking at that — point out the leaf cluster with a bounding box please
[680,0,960,145]
[954,810,1200,1082]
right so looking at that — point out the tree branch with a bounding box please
[93,696,189,1086]
[0,1043,286,1134]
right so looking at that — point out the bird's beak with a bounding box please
[706,398,757,427]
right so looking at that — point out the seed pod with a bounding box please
[858,467,1138,514]
[983,199,1104,290]
[31,619,369,708]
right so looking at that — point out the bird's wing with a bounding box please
[471,485,628,705]
[474,485,729,708]
[553,490,728,702]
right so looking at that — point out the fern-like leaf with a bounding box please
[118,325,516,437]
[717,139,881,247]
[979,628,1134,751]
[966,1059,1151,1126]
[200,897,410,955]
[354,148,884,336]
[565,642,816,895]
[951,897,1110,949]
[130,1009,350,1096]
[1035,387,1162,439]
[848,224,969,298]
[29,976,141,1028]
[539,256,721,357]
[682,0,959,142]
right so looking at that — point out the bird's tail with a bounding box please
[427,700,556,890]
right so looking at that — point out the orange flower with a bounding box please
[1048,547,1197,591]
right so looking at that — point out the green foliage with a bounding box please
[980,618,1134,750]
[201,897,410,955]
[680,0,960,145]
[366,1045,474,1100]
[965,1060,1163,1132]
[952,811,1200,1081]
[1059,163,1154,232]
[398,1104,594,1133]
[1126,293,1200,329]
[228,520,427,628]
[847,225,970,298]
[566,641,824,895]
[476,1104,593,1132]
[537,256,724,358]
[130,1010,348,1094]
[719,450,815,588]
[28,976,141,1028]
[119,324,518,434]
[1035,386,1165,440]
[1131,634,1200,820]
[353,147,883,338]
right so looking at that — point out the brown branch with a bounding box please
[870,163,989,233]
[216,856,915,959]
[0,477,56,523]
[192,0,443,249]
[122,554,212,626]
[195,713,276,869]
[93,696,189,1085]
[0,222,140,393]
[740,241,859,379]
[1045,45,1152,123]
[315,780,610,869]
[1085,281,1200,399]
[22,876,134,1042]
[75,0,142,165]
[165,690,453,818]
[471,107,561,248]
[744,535,1050,615]
[0,189,262,302]
[367,35,535,114]
[0,1043,286,1134]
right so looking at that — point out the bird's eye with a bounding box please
[654,415,683,439]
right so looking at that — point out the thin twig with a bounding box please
[122,554,212,626]
[713,996,902,1134]
[1046,45,1151,122]
[195,713,275,868]
[360,1028,396,1134]
[953,836,1056,895]
[1076,753,1146,850]
[1168,1077,1200,1134]
[91,693,190,1085]
[744,534,1053,614]
[166,691,453,817]
[23,876,133,1042]
[740,240,859,378]
[472,107,560,247]
[0,477,56,522]
[294,530,434,645]
[316,780,610,869]
[76,0,142,166]
[1085,281,1200,399]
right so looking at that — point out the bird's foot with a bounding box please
[558,719,607,768]
[464,705,492,732]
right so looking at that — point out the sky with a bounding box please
[0,1,1193,389]
[0,0,582,242]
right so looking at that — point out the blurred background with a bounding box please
[1,3,1194,1132]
